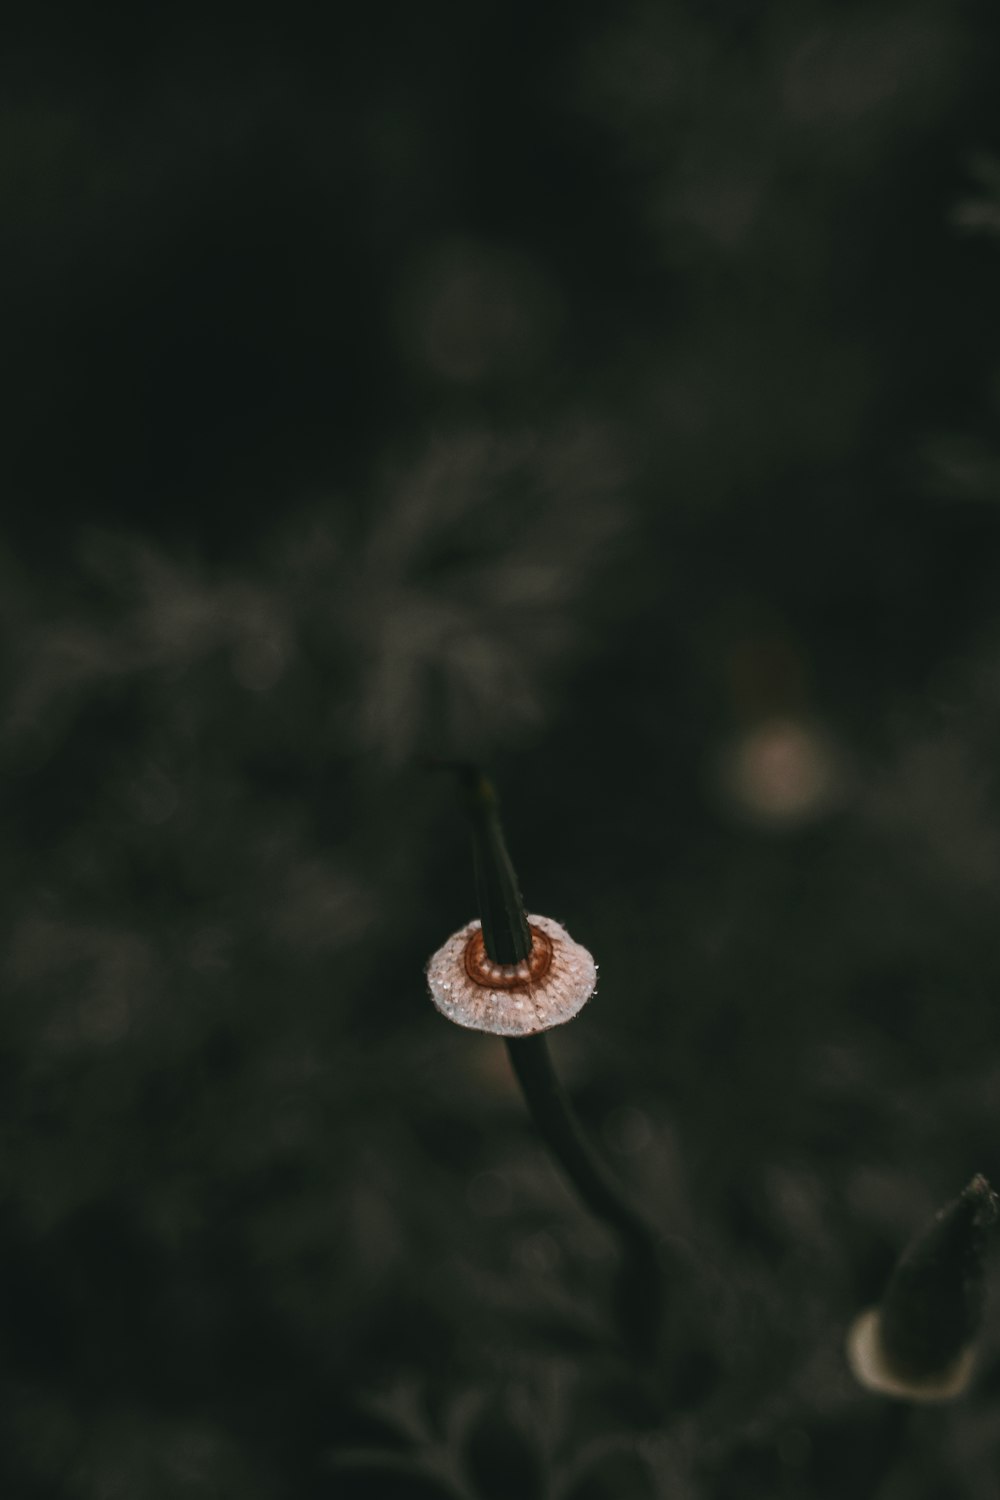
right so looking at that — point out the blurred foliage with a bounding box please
[6,1,1000,1495]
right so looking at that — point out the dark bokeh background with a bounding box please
[7,4,1000,1495]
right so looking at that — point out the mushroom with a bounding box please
[846,1174,997,1402]
[426,912,597,1037]
[846,1307,978,1402]
[424,763,662,1359]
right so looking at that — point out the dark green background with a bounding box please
[6,3,1000,1494]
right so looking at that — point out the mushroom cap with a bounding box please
[846,1308,977,1402]
[426,913,597,1037]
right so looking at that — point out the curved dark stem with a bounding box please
[506,1032,664,1361]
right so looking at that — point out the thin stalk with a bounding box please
[456,764,532,966]
[506,1032,664,1360]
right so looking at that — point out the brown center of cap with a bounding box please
[463,924,554,989]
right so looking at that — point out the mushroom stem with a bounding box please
[506,1035,664,1361]
[457,765,532,966]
